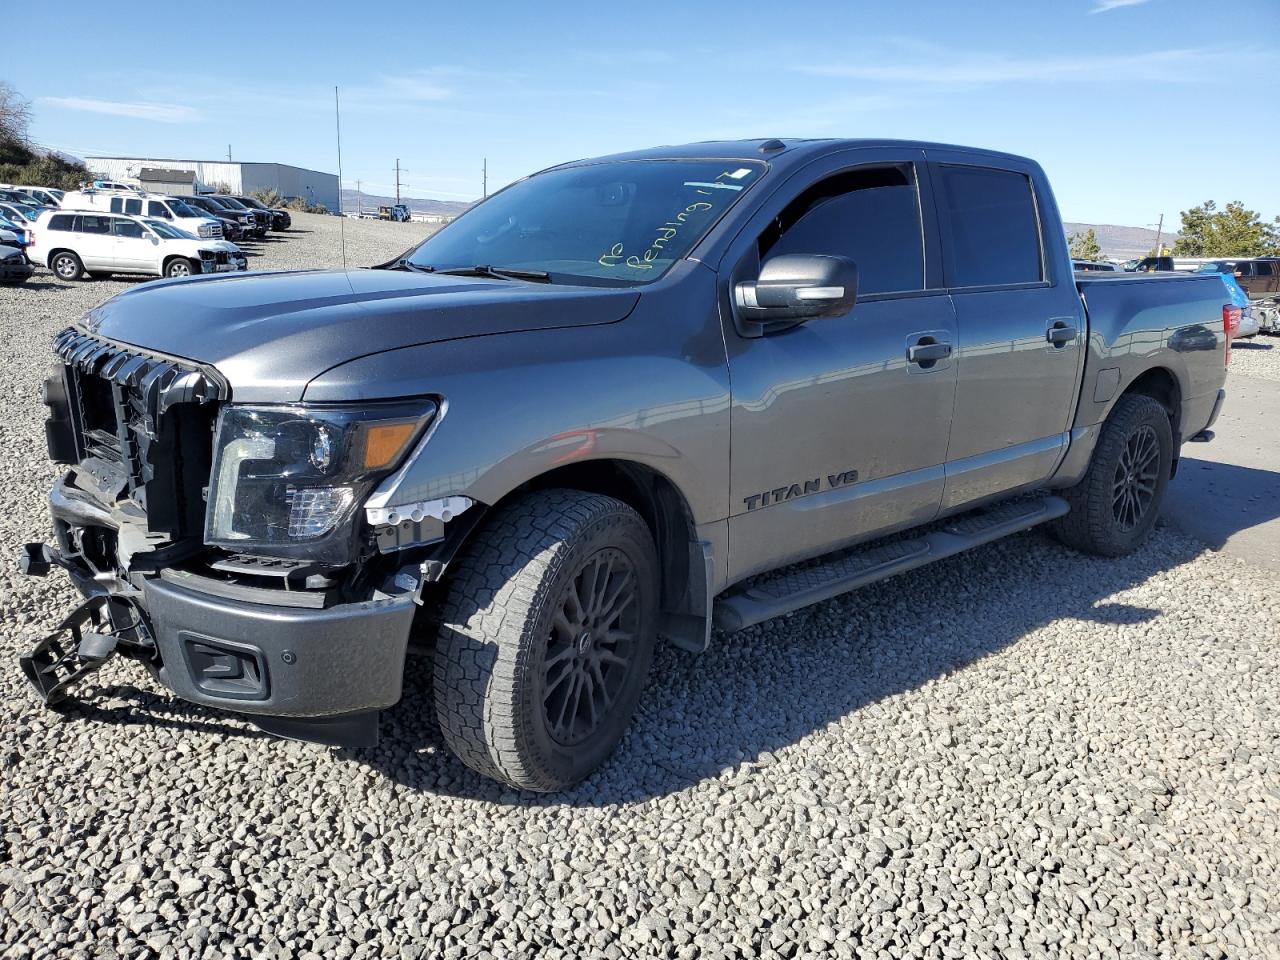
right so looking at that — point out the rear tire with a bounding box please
[51,251,84,281]
[1051,393,1173,557]
[433,489,659,791]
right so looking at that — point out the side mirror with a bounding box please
[735,254,858,332]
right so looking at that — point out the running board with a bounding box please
[713,495,1069,633]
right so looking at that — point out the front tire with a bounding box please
[1052,393,1173,557]
[434,489,659,791]
[164,257,196,278]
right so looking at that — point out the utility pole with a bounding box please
[1152,213,1164,257]
[395,159,402,204]
[227,144,232,162]
[356,179,362,215]
[482,157,487,199]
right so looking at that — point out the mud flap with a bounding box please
[20,596,122,707]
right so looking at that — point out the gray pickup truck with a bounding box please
[21,139,1233,791]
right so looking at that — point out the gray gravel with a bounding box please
[3,216,1279,959]
[1231,335,1280,384]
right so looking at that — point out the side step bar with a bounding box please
[713,495,1069,633]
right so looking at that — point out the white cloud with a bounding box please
[794,46,1209,86]
[1091,0,1152,13]
[38,96,199,123]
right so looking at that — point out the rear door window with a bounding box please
[934,165,1044,287]
[1255,261,1274,277]
[48,214,73,232]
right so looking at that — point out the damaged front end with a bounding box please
[20,328,449,748]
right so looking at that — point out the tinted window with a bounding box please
[113,219,144,239]
[936,165,1043,287]
[760,165,924,295]
[48,214,73,232]
[1236,262,1253,276]
[1255,261,1274,277]
[110,198,124,213]
[147,201,171,218]
[80,216,111,235]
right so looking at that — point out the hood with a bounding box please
[82,268,640,402]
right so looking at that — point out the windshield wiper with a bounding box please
[436,264,552,283]
[389,259,435,273]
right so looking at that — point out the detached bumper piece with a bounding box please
[20,595,124,707]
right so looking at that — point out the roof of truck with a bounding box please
[551,138,1037,171]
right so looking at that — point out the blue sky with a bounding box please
[12,0,1279,226]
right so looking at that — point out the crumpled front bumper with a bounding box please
[22,474,419,748]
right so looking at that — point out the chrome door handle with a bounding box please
[907,342,953,364]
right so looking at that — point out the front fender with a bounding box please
[305,284,732,528]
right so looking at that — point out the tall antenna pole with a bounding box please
[356,179,362,216]
[335,86,347,270]
[483,157,487,198]
[1153,213,1164,257]
[227,144,231,162]
[395,159,401,204]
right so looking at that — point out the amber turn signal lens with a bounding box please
[362,421,418,470]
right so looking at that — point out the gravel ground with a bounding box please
[2,218,1278,959]
[1230,335,1280,383]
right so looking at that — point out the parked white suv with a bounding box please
[11,186,65,207]
[61,190,223,239]
[30,211,246,281]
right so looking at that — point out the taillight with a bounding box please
[1223,304,1241,365]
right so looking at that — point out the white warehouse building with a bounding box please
[85,156,340,213]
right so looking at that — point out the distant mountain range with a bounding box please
[1062,222,1174,260]
[334,192,1170,259]
[341,189,472,217]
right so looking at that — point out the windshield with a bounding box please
[1,204,38,222]
[1196,262,1230,274]
[238,197,265,209]
[168,200,202,218]
[216,196,248,210]
[403,159,765,285]
[143,219,195,240]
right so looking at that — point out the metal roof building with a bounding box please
[85,157,340,212]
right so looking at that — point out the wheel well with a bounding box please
[519,461,700,625]
[1120,366,1182,474]
[1121,367,1181,436]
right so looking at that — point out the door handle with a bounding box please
[907,341,952,364]
[1046,321,1077,345]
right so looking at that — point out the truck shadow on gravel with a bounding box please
[351,524,1197,806]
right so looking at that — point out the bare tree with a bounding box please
[0,82,33,145]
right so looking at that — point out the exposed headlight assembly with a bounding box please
[205,401,435,564]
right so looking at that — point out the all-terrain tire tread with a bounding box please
[1051,393,1172,557]
[433,489,649,790]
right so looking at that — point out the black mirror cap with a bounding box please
[735,254,859,327]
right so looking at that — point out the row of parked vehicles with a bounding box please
[1072,254,1280,338]
[0,181,294,285]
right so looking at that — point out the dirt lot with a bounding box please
[2,215,1277,959]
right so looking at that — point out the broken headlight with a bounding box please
[205,402,435,563]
